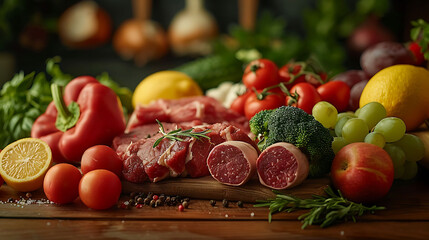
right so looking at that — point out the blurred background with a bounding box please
[0,0,428,89]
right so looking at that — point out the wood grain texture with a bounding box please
[0,219,428,240]
[122,176,331,202]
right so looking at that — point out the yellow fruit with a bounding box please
[0,138,52,192]
[132,70,203,107]
[359,64,429,131]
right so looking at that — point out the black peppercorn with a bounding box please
[150,199,156,208]
[165,196,171,205]
[237,201,244,208]
[159,194,165,202]
[25,192,32,198]
[129,192,137,198]
[209,200,216,207]
[137,197,144,204]
[182,201,189,208]
[222,199,229,208]
[155,199,163,207]
[144,197,151,205]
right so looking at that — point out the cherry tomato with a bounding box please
[286,82,321,114]
[279,62,326,89]
[229,91,252,116]
[43,163,82,204]
[408,41,425,66]
[79,169,122,210]
[81,145,123,177]
[317,81,351,112]
[242,59,279,90]
[278,62,305,88]
[244,91,285,120]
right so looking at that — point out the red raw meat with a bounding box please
[256,142,309,190]
[126,96,249,133]
[207,141,258,186]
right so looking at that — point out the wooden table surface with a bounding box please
[1,169,429,240]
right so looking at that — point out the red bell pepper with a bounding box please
[31,76,126,163]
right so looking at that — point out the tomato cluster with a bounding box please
[230,58,351,119]
[43,145,123,209]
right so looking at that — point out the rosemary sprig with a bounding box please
[153,120,212,148]
[254,186,385,229]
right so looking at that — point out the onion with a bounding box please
[58,1,112,49]
[168,0,218,56]
[113,19,168,66]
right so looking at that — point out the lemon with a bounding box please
[0,138,52,192]
[132,70,203,107]
[359,64,429,131]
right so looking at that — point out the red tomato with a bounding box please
[286,82,321,114]
[79,169,122,210]
[242,59,279,90]
[244,91,285,120]
[43,163,82,204]
[229,91,252,116]
[81,145,123,177]
[317,81,351,112]
[408,41,425,66]
[278,62,305,88]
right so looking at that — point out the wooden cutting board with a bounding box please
[122,176,331,203]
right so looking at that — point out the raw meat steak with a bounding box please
[256,142,309,190]
[207,141,258,186]
[126,96,249,133]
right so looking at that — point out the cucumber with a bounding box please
[174,54,244,91]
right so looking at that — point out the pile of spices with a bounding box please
[119,192,190,210]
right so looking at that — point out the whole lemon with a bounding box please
[359,64,429,131]
[132,70,203,107]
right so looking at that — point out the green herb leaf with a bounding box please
[255,186,385,229]
[153,120,211,148]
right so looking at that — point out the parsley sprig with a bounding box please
[254,186,385,229]
[153,120,211,148]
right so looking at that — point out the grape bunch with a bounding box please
[312,101,425,180]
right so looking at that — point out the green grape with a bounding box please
[336,112,356,122]
[332,137,348,154]
[335,116,353,137]
[355,108,361,116]
[401,160,419,180]
[357,102,387,130]
[384,144,406,179]
[393,134,425,162]
[341,118,369,143]
[373,117,406,142]
[364,132,385,148]
[312,101,338,129]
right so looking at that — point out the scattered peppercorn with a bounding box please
[182,201,189,209]
[128,199,135,206]
[150,199,156,208]
[171,197,177,205]
[129,192,137,198]
[136,204,143,209]
[155,199,163,207]
[210,200,216,207]
[153,195,159,201]
[25,193,32,198]
[222,199,229,208]
[183,197,190,203]
[237,201,244,208]
[137,197,144,204]
[165,196,171,205]
[7,197,14,203]
[144,197,151,205]
[147,192,154,199]
[178,204,184,212]
[159,194,165,202]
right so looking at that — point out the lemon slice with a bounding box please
[0,138,52,192]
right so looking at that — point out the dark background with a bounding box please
[1,0,428,90]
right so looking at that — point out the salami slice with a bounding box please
[207,141,258,186]
[257,142,309,190]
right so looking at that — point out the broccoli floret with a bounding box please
[249,109,275,150]
[250,106,334,178]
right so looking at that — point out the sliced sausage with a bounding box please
[257,142,309,190]
[207,141,258,186]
